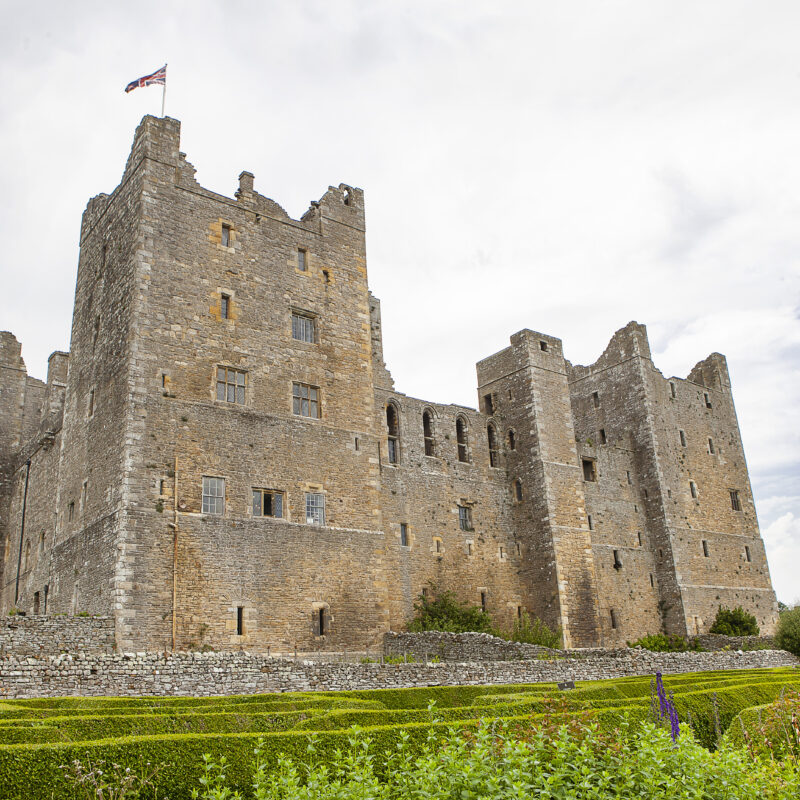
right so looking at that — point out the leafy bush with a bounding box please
[407,588,493,634]
[494,610,562,649]
[628,633,703,652]
[710,606,760,636]
[724,690,800,762]
[775,606,800,657]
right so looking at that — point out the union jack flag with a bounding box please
[124,65,167,94]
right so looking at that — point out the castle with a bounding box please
[0,116,778,651]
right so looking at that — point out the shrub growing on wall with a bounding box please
[775,605,800,657]
[496,610,562,649]
[709,606,759,637]
[407,588,493,634]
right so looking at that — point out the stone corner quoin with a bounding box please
[0,114,779,654]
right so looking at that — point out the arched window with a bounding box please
[514,479,523,502]
[487,423,499,467]
[507,429,516,451]
[422,409,435,456]
[456,416,469,463]
[386,403,400,464]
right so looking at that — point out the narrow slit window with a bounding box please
[690,481,698,499]
[745,545,752,562]
[587,514,593,531]
[481,592,487,612]
[702,539,709,557]
[592,391,600,408]
[456,417,469,463]
[435,538,442,553]
[730,490,741,511]
[386,403,400,464]
[221,224,231,248]
[708,438,715,454]
[599,428,607,445]
[704,392,712,409]
[318,607,326,636]
[679,430,686,447]
[220,293,230,319]
[626,470,632,485]
[423,410,435,456]
[613,550,622,570]
[483,393,494,415]
[297,248,307,271]
[514,478,523,502]
[467,542,473,556]
[610,609,618,629]
[487,423,499,467]
[400,523,408,547]
[650,573,655,587]
[637,531,642,547]
[670,381,676,398]
[507,429,516,451]
[236,606,244,636]
[88,389,94,417]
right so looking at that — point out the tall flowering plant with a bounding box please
[653,671,681,742]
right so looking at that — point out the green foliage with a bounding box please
[406,587,493,634]
[628,633,703,652]
[723,690,800,762]
[493,610,562,649]
[710,605,760,636]
[775,606,800,657]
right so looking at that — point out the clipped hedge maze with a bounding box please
[0,668,796,799]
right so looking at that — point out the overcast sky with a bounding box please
[1,1,798,604]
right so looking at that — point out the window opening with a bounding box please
[467,542,473,556]
[518,605,523,619]
[670,382,676,398]
[626,470,632,484]
[236,606,244,635]
[318,607,326,636]
[516,542,521,556]
[704,392,712,409]
[514,478,523,502]
[305,493,325,526]
[702,540,709,557]
[292,312,315,342]
[587,514,593,530]
[221,223,231,248]
[487,423,499,467]
[68,501,74,522]
[637,531,642,546]
[400,523,409,547]
[599,428,607,445]
[582,459,596,482]
[507,429,516,451]
[730,490,741,511]
[202,477,225,515]
[33,592,40,615]
[354,437,360,451]
[252,489,284,518]
[708,438,715,454]
[483,393,494,415]
[220,293,230,319]
[690,481,698,499]
[423,410,435,456]
[386,404,400,464]
[592,391,600,408]
[88,389,94,417]
[679,430,686,447]
[458,505,473,531]
[297,248,307,271]
[216,367,246,404]
[613,550,622,570]
[745,545,752,562]
[456,417,469,462]
[159,479,165,495]
[539,340,548,351]
[499,545,505,559]
[650,573,655,587]
[293,382,320,418]
[161,373,167,389]
[481,592,487,612]
[435,538,442,553]
[610,609,618,629]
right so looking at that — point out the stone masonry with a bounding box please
[0,115,779,653]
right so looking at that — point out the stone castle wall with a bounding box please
[0,615,114,657]
[0,114,779,655]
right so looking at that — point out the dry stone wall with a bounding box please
[0,616,114,657]
[0,648,796,699]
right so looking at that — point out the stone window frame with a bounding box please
[215,366,247,405]
[251,488,284,519]
[455,415,470,463]
[386,401,401,465]
[433,536,443,555]
[312,601,331,637]
[729,489,742,512]
[296,247,309,273]
[291,309,317,344]
[305,491,326,526]
[582,458,597,482]
[422,407,436,457]
[87,387,95,418]
[220,222,232,249]
[202,476,225,516]
[399,522,410,548]
[457,504,473,532]
[292,382,320,419]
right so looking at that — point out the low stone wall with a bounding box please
[693,634,775,651]
[0,615,115,657]
[1,648,796,699]
[384,631,557,661]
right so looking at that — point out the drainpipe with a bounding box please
[14,459,32,604]
[171,456,179,650]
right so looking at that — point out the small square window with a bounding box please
[458,505,473,531]
[202,477,225,515]
[292,312,316,343]
[221,224,231,248]
[305,492,325,526]
[730,490,741,511]
[293,382,320,418]
[297,248,307,271]
[400,523,409,547]
[216,367,246,404]
[220,294,230,319]
[539,340,548,352]
[582,459,596,482]
[252,489,284,518]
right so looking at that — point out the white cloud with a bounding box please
[762,512,800,606]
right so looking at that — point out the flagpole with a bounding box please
[161,64,167,117]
